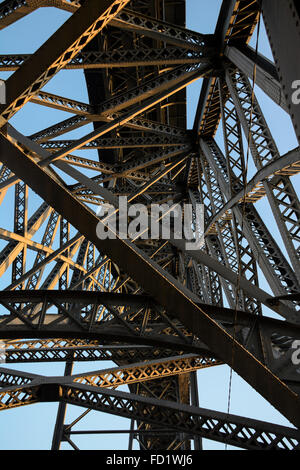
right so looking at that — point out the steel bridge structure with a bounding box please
[0,0,300,451]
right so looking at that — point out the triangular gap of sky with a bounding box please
[0,1,298,450]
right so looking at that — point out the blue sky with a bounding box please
[0,0,299,450]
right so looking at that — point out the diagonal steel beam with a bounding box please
[1,132,300,427]
[0,202,51,277]
[204,147,300,231]
[5,126,297,321]
[110,9,214,51]
[29,112,188,144]
[39,134,191,151]
[225,67,300,280]
[1,340,189,364]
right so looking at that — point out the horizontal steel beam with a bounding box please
[0,379,298,450]
[1,133,300,427]
[0,0,42,30]
[0,48,211,71]
[1,340,197,364]
[1,291,300,384]
[39,134,191,151]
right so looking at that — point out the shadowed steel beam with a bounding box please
[1,133,300,428]
[56,384,300,450]
[28,64,208,125]
[200,138,300,307]
[30,116,90,143]
[0,317,213,356]
[30,67,207,166]
[4,300,300,391]
[0,48,210,71]
[5,126,297,321]
[29,111,188,144]
[9,126,297,321]
[51,353,211,449]
[51,1,214,51]
[225,67,300,280]
[1,341,192,364]
[193,77,214,135]
[193,0,260,136]
[3,303,300,390]
[51,358,73,450]
[1,291,300,349]
[192,0,236,134]
[0,290,150,305]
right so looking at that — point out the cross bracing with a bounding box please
[0,0,299,451]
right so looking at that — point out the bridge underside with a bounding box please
[0,0,300,451]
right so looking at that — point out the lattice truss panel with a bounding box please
[0,0,299,451]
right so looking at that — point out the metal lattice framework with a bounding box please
[0,0,300,451]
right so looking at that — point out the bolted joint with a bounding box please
[37,383,62,402]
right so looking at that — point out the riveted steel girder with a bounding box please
[1,133,300,429]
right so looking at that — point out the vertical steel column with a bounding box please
[190,371,202,450]
[218,77,262,315]
[12,182,28,288]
